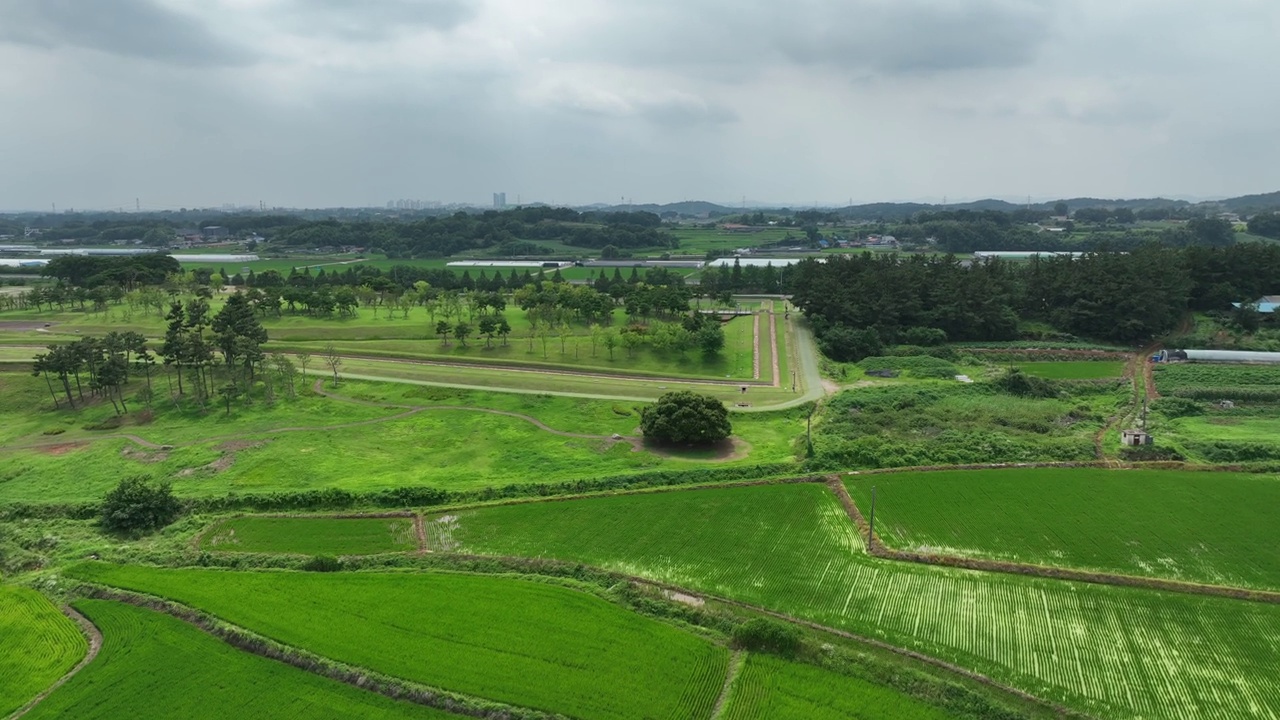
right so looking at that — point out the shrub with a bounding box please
[993,368,1058,398]
[731,618,803,657]
[640,391,732,446]
[100,476,182,535]
[1151,397,1203,418]
[301,555,343,572]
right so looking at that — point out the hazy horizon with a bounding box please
[2,0,1277,211]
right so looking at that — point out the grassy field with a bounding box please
[722,654,953,720]
[0,373,803,504]
[1015,361,1126,379]
[0,587,87,717]
[69,566,729,720]
[431,483,1280,719]
[1153,362,1280,397]
[811,383,1117,469]
[26,600,457,720]
[670,227,798,254]
[845,467,1280,589]
[201,516,418,555]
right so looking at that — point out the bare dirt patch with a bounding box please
[215,439,268,453]
[644,437,751,463]
[37,442,86,456]
[121,446,169,463]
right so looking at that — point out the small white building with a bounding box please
[1121,429,1153,447]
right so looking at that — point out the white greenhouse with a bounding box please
[1161,349,1280,364]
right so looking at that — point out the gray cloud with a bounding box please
[0,0,1278,210]
[275,0,479,41]
[0,0,254,66]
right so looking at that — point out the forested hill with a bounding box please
[789,242,1280,354]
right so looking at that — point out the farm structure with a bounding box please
[1232,296,1280,314]
[1121,429,1152,446]
[1160,349,1280,363]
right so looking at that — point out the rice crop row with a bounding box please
[0,586,87,717]
[721,653,953,720]
[25,600,456,719]
[1154,363,1280,394]
[433,483,1280,720]
[68,565,728,720]
[201,516,418,556]
[845,467,1280,590]
[1014,361,1125,380]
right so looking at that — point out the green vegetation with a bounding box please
[846,468,1280,589]
[70,565,729,720]
[0,587,87,716]
[435,483,1280,719]
[100,476,182,535]
[201,516,418,555]
[810,383,1114,469]
[722,654,954,720]
[1015,360,1125,379]
[640,391,732,445]
[1149,363,1280,462]
[26,600,456,720]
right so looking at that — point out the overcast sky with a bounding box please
[1,0,1276,210]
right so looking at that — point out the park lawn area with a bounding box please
[0,371,394,449]
[25,600,457,720]
[201,516,418,555]
[722,654,953,720]
[0,373,803,504]
[846,468,1280,590]
[434,483,1280,720]
[0,587,87,717]
[1015,360,1125,379]
[69,566,729,720]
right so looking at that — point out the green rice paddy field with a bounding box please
[69,566,728,720]
[0,587,86,716]
[429,482,1280,720]
[25,600,455,720]
[845,468,1280,589]
[200,516,418,555]
[1015,361,1125,379]
[722,654,953,720]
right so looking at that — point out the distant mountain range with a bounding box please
[593,191,1280,220]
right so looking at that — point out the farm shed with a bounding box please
[1162,349,1280,364]
[1121,429,1152,447]
[1231,296,1280,314]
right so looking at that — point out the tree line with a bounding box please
[791,242,1280,359]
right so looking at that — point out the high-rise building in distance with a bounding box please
[493,192,507,209]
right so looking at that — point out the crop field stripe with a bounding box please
[432,482,1280,719]
[68,566,729,720]
[0,587,88,718]
[200,516,419,555]
[845,468,1280,592]
[23,599,459,720]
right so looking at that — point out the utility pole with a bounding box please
[867,485,877,550]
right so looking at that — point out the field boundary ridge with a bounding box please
[827,478,1280,605]
[72,584,566,720]
[6,605,103,720]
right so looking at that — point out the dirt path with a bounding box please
[10,606,103,720]
[412,514,428,555]
[768,312,780,388]
[709,650,746,720]
[751,314,761,380]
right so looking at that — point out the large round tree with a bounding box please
[640,391,732,445]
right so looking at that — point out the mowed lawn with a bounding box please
[435,483,1280,720]
[722,654,953,720]
[1014,361,1125,379]
[69,566,728,720]
[25,600,457,720]
[846,467,1280,590]
[201,516,418,555]
[0,587,87,717]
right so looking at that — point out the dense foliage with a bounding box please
[793,243,1280,355]
[640,391,732,445]
[42,254,180,289]
[100,476,181,535]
